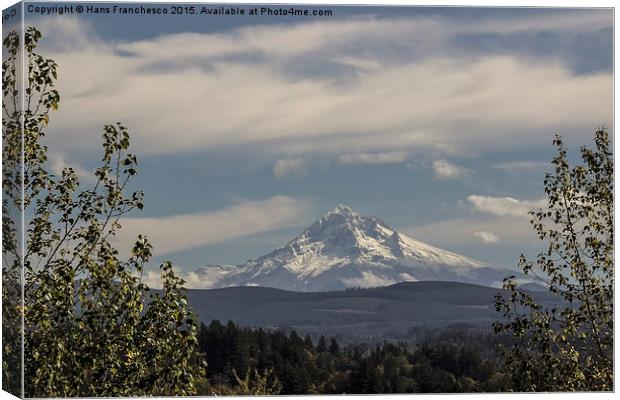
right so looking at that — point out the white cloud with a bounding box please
[397,273,418,282]
[493,161,551,186]
[406,193,548,249]
[332,56,383,72]
[112,196,312,256]
[273,158,307,178]
[473,231,501,244]
[405,215,536,249]
[33,16,104,52]
[141,265,235,290]
[36,14,612,161]
[140,266,185,290]
[432,159,468,180]
[338,151,409,165]
[467,195,547,218]
[49,153,97,184]
[494,161,549,172]
[342,271,397,288]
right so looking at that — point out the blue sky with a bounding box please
[17,3,613,286]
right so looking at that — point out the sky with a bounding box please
[7,2,614,286]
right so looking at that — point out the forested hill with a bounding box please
[187,281,557,340]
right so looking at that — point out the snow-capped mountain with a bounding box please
[193,204,521,291]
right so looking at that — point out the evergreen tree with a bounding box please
[348,358,384,393]
[317,335,328,352]
[329,337,341,355]
[304,333,314,349]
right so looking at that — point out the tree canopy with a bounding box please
[494,129,613,391]
[2,27,205,397]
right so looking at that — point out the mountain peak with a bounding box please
[333,203,355,214]
[315,204,359,226]
[197,205,504,292]
[310,205,383,241]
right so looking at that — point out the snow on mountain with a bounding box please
[193,204,521,291]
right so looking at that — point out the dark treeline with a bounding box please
[197,320,513,394]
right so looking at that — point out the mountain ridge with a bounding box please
[186,281,558,339]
